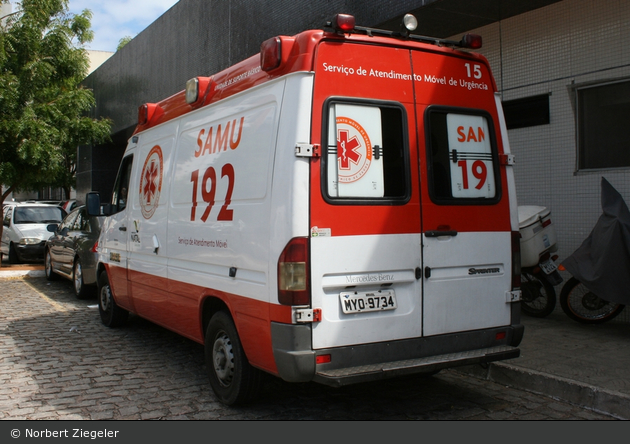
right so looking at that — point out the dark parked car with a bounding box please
[45,205,104,298]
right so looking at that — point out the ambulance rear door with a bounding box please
[309,41,422,350]
[412,50,513,336]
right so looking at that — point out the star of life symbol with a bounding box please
[140,145,163,219]
[336,117,372,183]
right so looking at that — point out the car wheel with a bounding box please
[8,243,19,264]
[73,259,91,299]
[205,311,262,405]
[45,249,58,281]
[98,271,128,327]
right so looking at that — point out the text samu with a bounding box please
[195,117,244,158]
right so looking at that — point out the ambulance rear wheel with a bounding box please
[205,310,262,406]
[98,271,128,327]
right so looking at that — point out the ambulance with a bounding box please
[87,14,523,405]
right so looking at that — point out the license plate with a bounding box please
[540,258,558,275]
[339,289,397,314]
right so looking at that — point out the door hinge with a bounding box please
[506,290,522,303]
[295,143,320,158]
[295,308,322,323]
[500,153,516,166]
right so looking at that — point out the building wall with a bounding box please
[465,0,630,314]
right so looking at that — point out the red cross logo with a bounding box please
[337,129,362,170]
[139,145,163,219]
[143,161,158,205]
[334,116,372,184]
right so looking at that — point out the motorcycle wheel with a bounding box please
[521,271,556,318]
[559,277,625,324]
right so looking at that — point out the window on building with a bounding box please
[502,94,550,129]
[576,79,630,170]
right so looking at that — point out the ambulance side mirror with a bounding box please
[86,192,102,216]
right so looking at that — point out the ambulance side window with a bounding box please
[425,108,500,204]
[324,101,409,203]
[111,155,133,213]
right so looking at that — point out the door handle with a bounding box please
[425,230,457,237]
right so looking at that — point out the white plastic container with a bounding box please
[518,205,558,267]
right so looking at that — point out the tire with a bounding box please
[521,271,556,318]
[45,249,58,281]
[560,277,625,324]
[73,259,92,299]
[205,311,262,406]
[8,243,19,264]
[98,271,128,327]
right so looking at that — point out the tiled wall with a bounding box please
[463,0,630,318]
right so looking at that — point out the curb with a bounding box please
[457,362,630,420]
[0,269,45,278]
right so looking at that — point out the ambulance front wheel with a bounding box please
[205,310,262,406]
[98,271,129,327]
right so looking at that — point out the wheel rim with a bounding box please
[212,331,235,387]
[45,251,52,276]
[567,282,620,321]
[99,284,111,312]
[74,262,82,293]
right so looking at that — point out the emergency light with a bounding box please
[137,103,163,126]
[460,33,483,50]
[329,13,355,32]
[260,37,282,72]
[402,14,418,32]
[185,77,212,105]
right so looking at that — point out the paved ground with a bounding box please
[0,274,619,420]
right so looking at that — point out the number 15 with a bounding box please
[464,63,482,79]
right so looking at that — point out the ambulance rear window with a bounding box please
[324,101,409,203]
[425,108,501,205]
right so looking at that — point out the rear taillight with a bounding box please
[511,231,521,289]
[91,241,99,254]
[278,237,310,305]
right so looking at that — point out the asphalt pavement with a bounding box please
[1,263,629,419]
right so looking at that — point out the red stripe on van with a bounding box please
[105,264,291,376]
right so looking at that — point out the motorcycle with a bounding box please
[559,178,628,324]
[518,205,563,317]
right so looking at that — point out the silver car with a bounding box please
[2,203,66,263]
[45,206,104,299]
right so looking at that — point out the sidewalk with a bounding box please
[0,263,45,278]
[1,266,629,419]
[459,310,630,419]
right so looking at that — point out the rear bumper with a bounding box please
[271,322,524,386]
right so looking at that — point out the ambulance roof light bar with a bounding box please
[325,13,482,50]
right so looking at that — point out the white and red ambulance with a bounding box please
[87,14,523,405]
